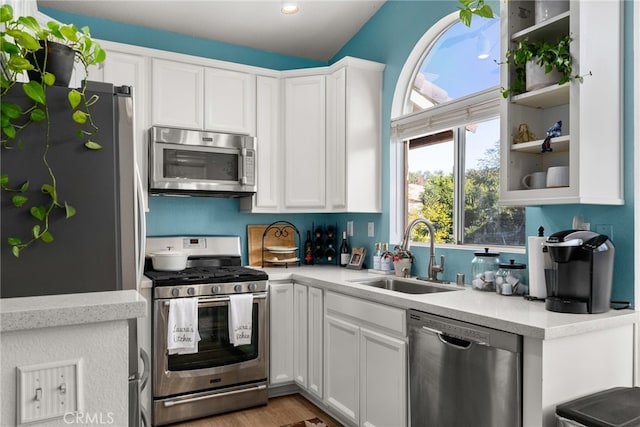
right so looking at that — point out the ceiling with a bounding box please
[37,0,386,62]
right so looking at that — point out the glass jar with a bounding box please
[496,259,527,296]
[471,248,500,291]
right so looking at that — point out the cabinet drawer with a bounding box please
[325,291,406,337]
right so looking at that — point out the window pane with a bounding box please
[409,17,500,113]
[407,136,454,244]
[463,118,525,246]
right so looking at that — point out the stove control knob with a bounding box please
[187,287,195,296]
[211,286,220,294]
[171,288,179,297]
[248,283,257,292]
[234,284,242,293]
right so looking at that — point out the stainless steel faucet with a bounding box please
[399,218,446,283]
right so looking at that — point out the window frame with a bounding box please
[389,11,522,250]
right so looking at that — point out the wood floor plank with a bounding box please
[169,393,342,427]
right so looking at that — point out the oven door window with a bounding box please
[163,148,239,182]
[167,303,259,371]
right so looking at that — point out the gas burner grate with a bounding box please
[145,265,268,286]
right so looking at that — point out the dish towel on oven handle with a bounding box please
[228,293,253,346]
[167,298,201,355]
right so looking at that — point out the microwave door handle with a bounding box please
[239,148,247,185]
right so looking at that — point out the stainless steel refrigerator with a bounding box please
[1,81,149,426]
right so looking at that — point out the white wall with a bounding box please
[1,320,129,426]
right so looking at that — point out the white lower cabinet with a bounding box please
[359,328,406,427]
[293,284,309,387]
[269,282,294,385]
[325,315,360,424]
[324,292,407,427]
[270,281,323,398]
[294,283,324,398]
[307,286,323,399]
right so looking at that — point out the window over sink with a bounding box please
[391,12,525,247]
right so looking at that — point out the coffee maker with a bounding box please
[544,230,614,314]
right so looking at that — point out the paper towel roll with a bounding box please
[528,236,547,299]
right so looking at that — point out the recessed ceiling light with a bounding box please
[281,3,299,15]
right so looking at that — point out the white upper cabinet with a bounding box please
[327,59,384,212]
[204,68,255,135]
[242,76,281,212]
[152,58,204,130]
[242,57,384,213]
[88,42,151,210]
[151,59,256,135]
[284,74,327,209]
[499,1,622,206]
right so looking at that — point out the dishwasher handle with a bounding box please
[421,325,488,348]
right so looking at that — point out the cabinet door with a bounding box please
[284,75,326,209]
[293,283,308,388]
[307,286,323,399]
[326,67,347,211]
[98,51,151,211]
[360,327,407,427]
[269,282,294,385]
[325,314,359,425]
[151,58,203,129]
[204,68,255,135]
[242,76,281,212]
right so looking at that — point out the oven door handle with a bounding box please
[162,384,267,408]
[162,293,267,307]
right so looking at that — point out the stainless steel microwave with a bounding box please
[149,126,256,196]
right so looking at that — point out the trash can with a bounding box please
[555,387,640,427]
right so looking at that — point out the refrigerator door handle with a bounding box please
[140,347,150,392]
[135,164,146,287]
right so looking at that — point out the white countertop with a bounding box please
[259,265,638,340]
[0,290,147,332]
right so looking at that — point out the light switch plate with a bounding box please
[368,222,375,237]
[17,359,82,425]
[346,221,354,237]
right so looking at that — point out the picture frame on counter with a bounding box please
[347,248,367,270]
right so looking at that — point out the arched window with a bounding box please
[390,12,524,248]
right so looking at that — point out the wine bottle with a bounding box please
[325,244,336,263]
[304,230,313,265]
[339,231,350,267]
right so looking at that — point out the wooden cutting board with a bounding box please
[247,224,297,266]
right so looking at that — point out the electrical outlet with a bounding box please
[368,222,375,237]
[347,221,354,237]
[18,359,81,424]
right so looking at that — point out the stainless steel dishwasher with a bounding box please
[408,309,522,427]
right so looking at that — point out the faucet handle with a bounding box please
[432,255,445,274]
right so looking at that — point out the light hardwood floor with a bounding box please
[169,393,343,427]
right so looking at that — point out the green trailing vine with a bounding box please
[0,4,105,257]
[458,0,495,27]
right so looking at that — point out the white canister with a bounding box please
[535,0,569,24]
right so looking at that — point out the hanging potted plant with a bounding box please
[0,4,106,256]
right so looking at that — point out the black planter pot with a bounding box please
[26,41,75,87]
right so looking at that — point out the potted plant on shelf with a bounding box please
[501,34,580,98]
[0,4,106,257]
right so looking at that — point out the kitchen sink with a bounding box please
[352,278,461,294]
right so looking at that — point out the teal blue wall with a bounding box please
[43,1,634,303]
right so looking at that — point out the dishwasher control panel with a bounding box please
[408,309,522,352]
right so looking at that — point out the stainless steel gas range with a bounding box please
[145,236,269,426]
